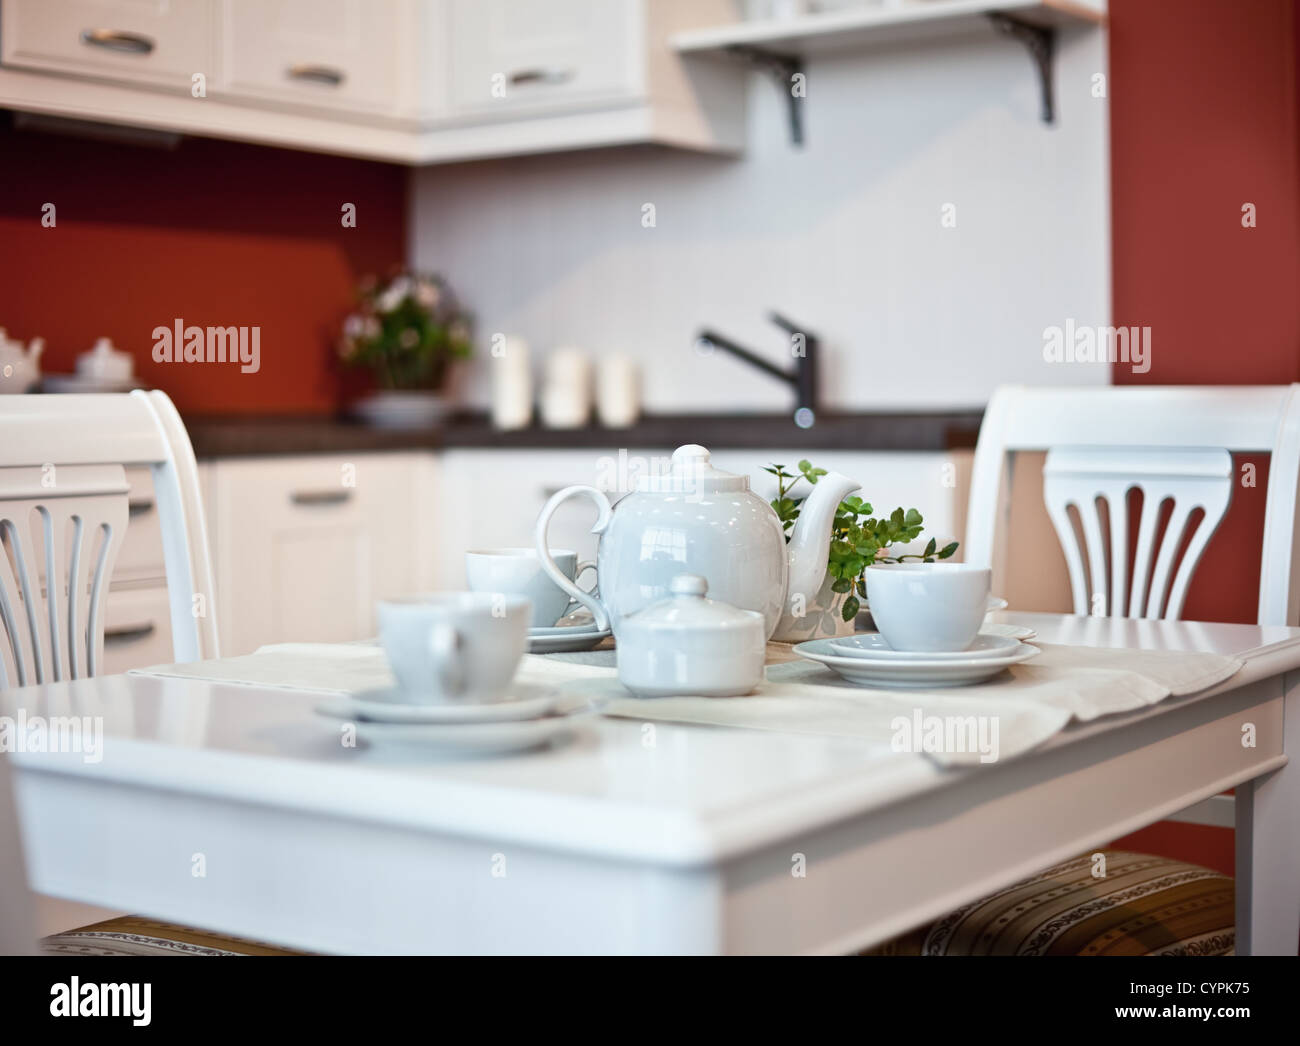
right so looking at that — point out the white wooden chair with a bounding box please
[0,391,275,955]
[877,384,1300,956]
[966,384,1300,627]
[0,390,219,688]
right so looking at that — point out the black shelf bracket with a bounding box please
[986,12,1056,124]
[724,44,805,146]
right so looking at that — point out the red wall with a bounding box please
[1107,0,1300,876]
[0,120,406,414]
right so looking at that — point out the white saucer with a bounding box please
[829,632,1024,661]
[527,625,610,654]
[341,713,583,755]
[317,683,558,724]
[794,637,1040,688]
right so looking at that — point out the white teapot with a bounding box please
[535,444,860,641]
[0,328,44,393]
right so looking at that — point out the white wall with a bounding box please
[411,23,1110,414]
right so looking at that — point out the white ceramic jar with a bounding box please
[616,574,766,698]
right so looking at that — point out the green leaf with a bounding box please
[924,537,936,557]
[841,595,860,622]
[831,577,852,594]
[938,541,959,559]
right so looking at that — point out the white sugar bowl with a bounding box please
[617,574,765,698]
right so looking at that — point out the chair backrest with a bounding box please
[0,390,219,688]
[966,385,1300,626]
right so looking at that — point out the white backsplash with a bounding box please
[411,25,1109,413]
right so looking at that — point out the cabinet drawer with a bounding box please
[100,584,174,675]
[219,0,402,116]
[211,453,430,656]
[448,0,640,117]
[1,0,216,90]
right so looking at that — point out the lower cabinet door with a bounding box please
[210,453,433,656]
[100,585,175,676]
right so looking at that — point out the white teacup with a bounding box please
[465,547,595,628]
[864,563,992,653]
[377,592,531,703]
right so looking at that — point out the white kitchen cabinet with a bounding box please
[208,453,436,656]
[1,0,215,91]
[219,0,409,118]
[0,0,743,163]
[447,0,639,118]
[433,448,641,587]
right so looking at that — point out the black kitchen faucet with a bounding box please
[695,311,819,424]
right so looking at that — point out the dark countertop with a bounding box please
[184,410,983,458]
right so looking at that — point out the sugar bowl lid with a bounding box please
[636,445,749,494]
[620,574,764,645]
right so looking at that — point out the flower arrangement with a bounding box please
[338,271,473,391]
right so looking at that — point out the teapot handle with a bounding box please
[535,485,612,632]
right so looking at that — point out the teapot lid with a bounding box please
[636,444,749,494]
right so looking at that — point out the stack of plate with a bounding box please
[315,683,590,754]
[794,629,1040,688]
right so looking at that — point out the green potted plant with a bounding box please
[766,459,958,637]
[339,271,473,428]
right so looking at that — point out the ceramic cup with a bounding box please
[465,547,596,628]
[377,592,531,703]
[863,563,992,653]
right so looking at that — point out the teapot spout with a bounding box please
[786,471,861,612]
[27,337,45,361]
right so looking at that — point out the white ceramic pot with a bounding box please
[617,574,765,697]
[770,573,857,643]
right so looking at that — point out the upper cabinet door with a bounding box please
[1,0,216,90]
[448,0,641,117]
[219,0,404,116]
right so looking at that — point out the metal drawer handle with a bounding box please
[80,29,155,55]
[290,489,353,506]
[509,67,575,87]
[128,498,154,517]
[104,622,156,643]
[287,64,346,87]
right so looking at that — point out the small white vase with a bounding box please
[770,573,857,643]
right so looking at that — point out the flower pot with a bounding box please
[351,390,452,430]
[770,573,857,643]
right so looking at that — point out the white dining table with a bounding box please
[6,612,1300,955]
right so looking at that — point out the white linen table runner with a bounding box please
[131,641,1241,766]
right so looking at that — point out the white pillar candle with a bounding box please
[596,354,640,428]
[490,336,532,430]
